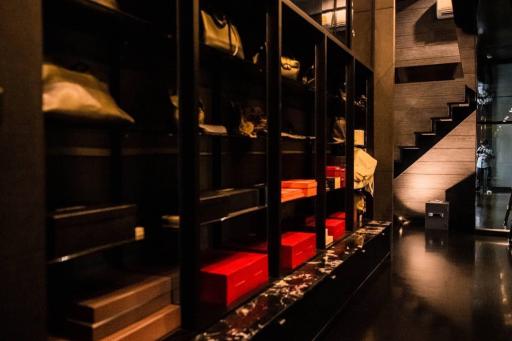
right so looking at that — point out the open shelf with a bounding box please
[200,205,267,226]
[43,0,173,38]
[48,235,145,265]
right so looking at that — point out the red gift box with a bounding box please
[281,188,305,202]
[282,180,317,197]
[326,166,345,178]
[247,232,316,271]
[200,251,268,306]
[326,219,345,240]
[281,232,316,270]
[329,212,346,220]
[306,217,345,241]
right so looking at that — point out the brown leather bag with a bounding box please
[201,10,245,59]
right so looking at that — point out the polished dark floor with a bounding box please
[476,192,511,230]
[322,227,512,341]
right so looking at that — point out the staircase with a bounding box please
[394,86,476,177]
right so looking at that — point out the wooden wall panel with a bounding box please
[394,112,476,217]
[0,1,46,339]
[396,0,460,68]
[456,28,477,90]
[394,79,466,155]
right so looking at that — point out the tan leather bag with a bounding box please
[92,0,118,10]
[42,63,135,124]
[281,56,300,81]
[253,50,300,81]
[201,10,245,59]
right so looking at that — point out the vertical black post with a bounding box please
[177,0,200,329]
[346,58,355,231]
[366,70,374,220]
[347,0,353,48]
[267,0,282,279]
[315,36,327,249]
[367,72,374,155]
[109,39,123,204]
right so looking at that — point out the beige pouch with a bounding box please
[42,63,134,124]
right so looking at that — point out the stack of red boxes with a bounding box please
[281,179,317,202]
[326,166,346,190]
[305,212,346,242]
[200,251,268,307]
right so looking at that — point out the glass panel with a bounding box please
[476,123,512,230]
[477,63,512,122]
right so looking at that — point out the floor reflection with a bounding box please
[476,192,511,230]
[323,227,512,341]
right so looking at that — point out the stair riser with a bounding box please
[415,135,437,149]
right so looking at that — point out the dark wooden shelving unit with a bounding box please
[0,0,387,340]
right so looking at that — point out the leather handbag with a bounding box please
[42,63,135,124]
[201,10,245,59]
[171,95,227,135]
[231,102,267,138]
[253,47,301,81]
[331,116,346,144]
[281,56,300,81]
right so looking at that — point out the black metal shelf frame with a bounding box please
[177,0,374,329]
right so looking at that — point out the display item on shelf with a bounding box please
[62,273,175,340]
[68,275,172,323]
[281,188,305,202]
[42,63,135,124]
[102,304,180,341]
[201,10,245,59]
[232,102,268,138]
[326,166,345,178]
[247,231,316,271]
[329,211,346,220]
[253,46,300,81]
[306,216,346,240]
[354,129,365,146]
[200,251,268,306]
[354,148,377,194]
[173,95,227,135]
[162,215,179,229]
[66,294,171,340]
[282,179,317,197]
[301,65,315,89]
[199,187,260,223]
[331,116,346,144]
[48,204,137,259]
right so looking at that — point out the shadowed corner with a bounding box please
[446,172,476,232]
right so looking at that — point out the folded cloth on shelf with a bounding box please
[354,147,377,195]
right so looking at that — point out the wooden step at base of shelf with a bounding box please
[101,304,180,341]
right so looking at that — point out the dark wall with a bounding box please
[0,1,46,339]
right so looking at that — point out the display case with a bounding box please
[43,0,181,339]
[0,0,387,339]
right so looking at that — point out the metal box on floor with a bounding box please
[426,200,450,230]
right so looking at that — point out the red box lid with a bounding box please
[282,179,317,189]
[201,251,267,276]
[282,231,316,246]
[326,166,343,171]
[329,212,346,220]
